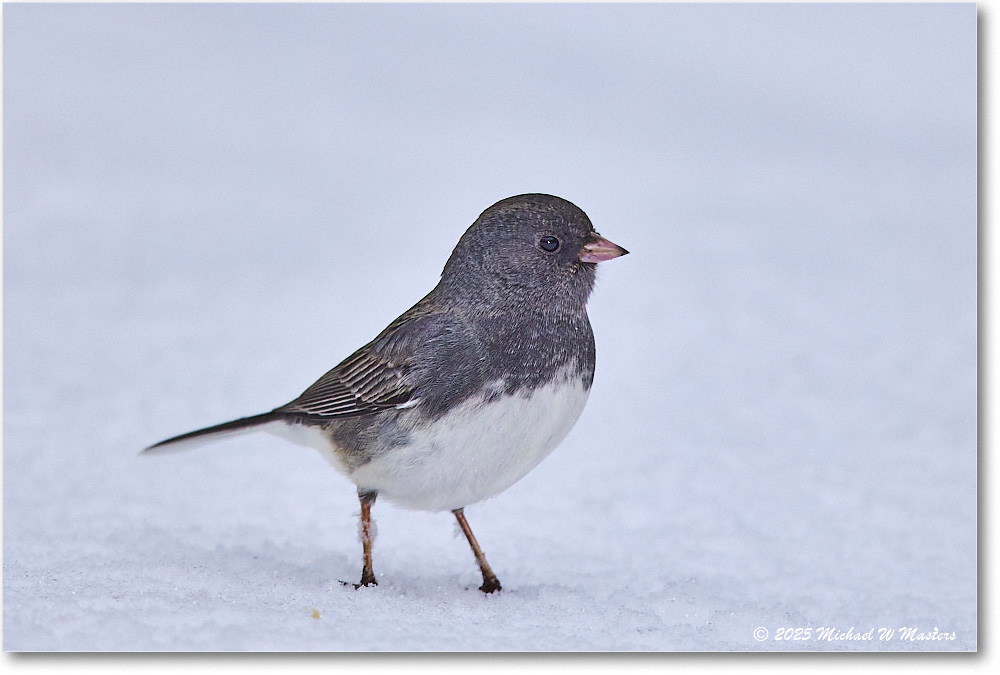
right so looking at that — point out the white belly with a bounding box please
[273,370,590,511]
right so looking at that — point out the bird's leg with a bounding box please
[358,489,378,587]
[453,508,502,593]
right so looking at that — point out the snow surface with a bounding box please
[3,3,977,651]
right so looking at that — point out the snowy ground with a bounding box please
[3,3,977,651]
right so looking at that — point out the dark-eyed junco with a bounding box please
[146,194,627,593]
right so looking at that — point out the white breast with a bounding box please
[336,369,591,511]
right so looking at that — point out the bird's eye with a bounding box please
[539,235,560,252]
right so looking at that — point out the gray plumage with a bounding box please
[146,193,627,592]
[150,194,604,451]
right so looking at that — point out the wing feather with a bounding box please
[274,300,440,418]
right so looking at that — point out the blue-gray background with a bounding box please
[3,3,977,651]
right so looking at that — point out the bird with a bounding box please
[145,193,628,593]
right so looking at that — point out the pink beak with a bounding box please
[578,234,629,263]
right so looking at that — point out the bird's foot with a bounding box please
[479,575,502,594]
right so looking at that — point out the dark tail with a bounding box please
[144,411,281,453]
